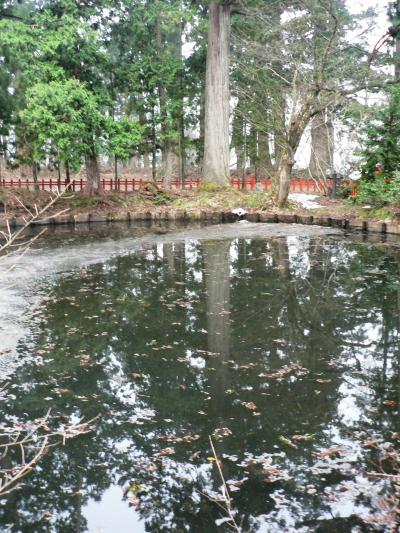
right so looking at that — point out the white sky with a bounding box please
[294,0,391,172]
[347,0,389,46]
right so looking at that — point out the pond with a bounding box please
[0,221,399,533]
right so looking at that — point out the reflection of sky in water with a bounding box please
[1,223,399,532]
[84,487,146,533]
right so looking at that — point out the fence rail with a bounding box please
[0,176,356,196]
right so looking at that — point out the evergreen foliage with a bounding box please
[360,86,400,181]
[0,0,397,203]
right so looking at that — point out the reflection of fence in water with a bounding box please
[0,176,358,196]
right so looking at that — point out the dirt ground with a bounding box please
[0,185,397,223]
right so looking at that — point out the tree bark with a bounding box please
[308,111,334,178]
[232,106,244,172]
[114,155,118,190]
[277,155,294,208]
[65,160,71,185]
[258,130,274,177]
[395,0,400,80]
[198,75,206,167]
[84,145,101,194]
[151,100,157,181]
[32,161,39,192]
[274,106,312,206]
[203,1,231,185]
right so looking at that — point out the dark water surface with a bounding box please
[0,222,399,532]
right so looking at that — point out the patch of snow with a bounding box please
[289,193,324,209]
[231,208,247,217]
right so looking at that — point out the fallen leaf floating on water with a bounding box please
[314,446,349,459]
[154,447,175,457]
[213,427,232,439]
[242,401,257,411]
[291,433,314,442]
[226,479,246,492]
[263,463,290,483]
[240,455,289,483]
[197,350,220,357]
[383,400,398,408]
[80,355,91,366]
[190,451,201,461]
[159,434,200,444]
[278,436,298,449]
[259,362,308,381]
[51,387,71,396]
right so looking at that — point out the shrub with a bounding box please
[354,173,400,207]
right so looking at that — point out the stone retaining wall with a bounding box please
[1,210,400,235]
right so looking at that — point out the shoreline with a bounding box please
[1,208,399,236]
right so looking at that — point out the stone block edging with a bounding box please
[0,209,399,236]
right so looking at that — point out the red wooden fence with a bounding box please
[0,177,200,192]
[0,176,356,195]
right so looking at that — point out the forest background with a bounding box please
[0,0,399,207]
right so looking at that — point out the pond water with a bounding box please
[0,222,399,532]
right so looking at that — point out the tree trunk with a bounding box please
[308,111,334,178]
[248,124,258,172]
[198,76,206,167]
[178,106,185,186]
[156,15,173,187]
[396,0,400,80]
[32,161,39,191]
[275,113,309,206]
[178,18,186,186]
[232,106,244,172]
[277,156,294,208]
[65,160,71,185]
[151,101,157,181]
[84,146,101,194]
[162,140,175,188]
[157,14,183,188]
[258,130,274,177]
[203,1,231,185]
[114,155,118,190]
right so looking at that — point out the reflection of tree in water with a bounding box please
[203,240,231,418]
[1,235,400,532]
